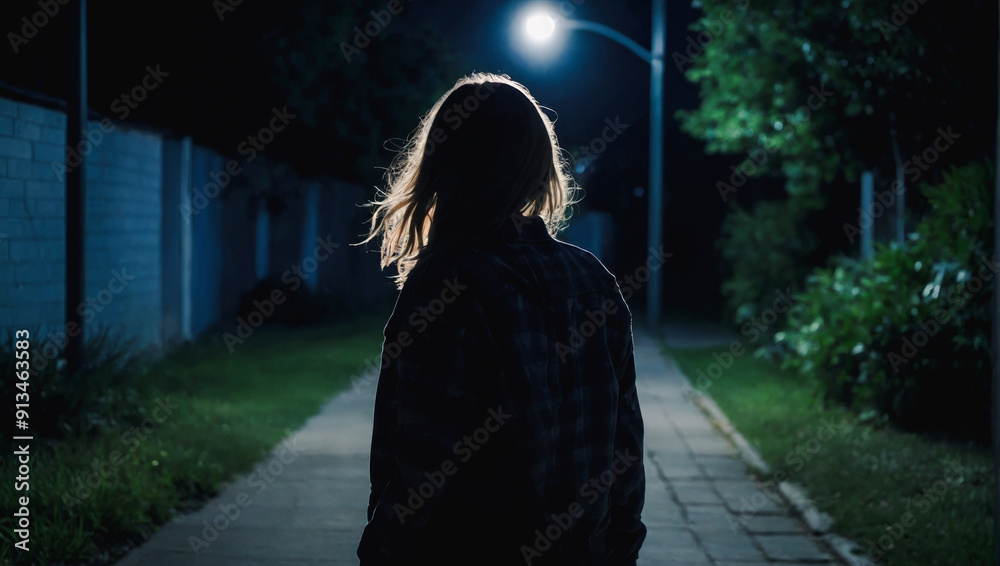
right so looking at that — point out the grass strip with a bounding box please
[1,317,384,565]
[666,344,994,566]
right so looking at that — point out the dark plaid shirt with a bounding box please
[358,214,645,566]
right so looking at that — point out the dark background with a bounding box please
[0,0,736,321]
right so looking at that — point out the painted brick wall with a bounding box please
[83,116,163,350]
[0,93,394,359]
[0,95,162,351]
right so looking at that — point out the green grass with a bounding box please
[0,317,384,565]
[666,345,995,566]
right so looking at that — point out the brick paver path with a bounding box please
[117,329,837,565]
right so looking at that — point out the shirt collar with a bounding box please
[494,214,553,242]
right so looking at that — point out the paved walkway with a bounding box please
[662,320,737,349]
[116,330,837,565]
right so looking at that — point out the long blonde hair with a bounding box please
[363,73,578,288]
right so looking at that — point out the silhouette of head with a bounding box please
[366,73,577,287]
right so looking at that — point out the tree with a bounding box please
[677,0,995,326]
[76,0,463,187]
[248,0,464,183]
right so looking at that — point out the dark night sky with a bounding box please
[404,0,659,145]
[4,1,996,321]
[398,0,709,163]
[0,0,750,320]
[400,0,730,319]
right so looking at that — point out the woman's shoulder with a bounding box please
[400,246,485,300]
[549,239,620,290]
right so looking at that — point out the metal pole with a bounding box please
[66,0,87,374]
[647,0,665,333]
[861,171,874,261]
[550,11,664,331]
[566,20,652,63]
[992,5,1000,562]
[890,114,906,245]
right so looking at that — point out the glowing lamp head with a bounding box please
[525,12,556,42]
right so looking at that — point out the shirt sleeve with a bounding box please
[358,266,497,563]
[366,334,400,524]
[605,299,647,565]
[365,282,417,525]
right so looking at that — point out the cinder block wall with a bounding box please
[0,97,66,340]
[0,95,162,351]
[0,93,395,358]
[84,116,163,350]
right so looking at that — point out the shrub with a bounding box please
[776,160,994,442]
[233,277,333,327]
[719,198,817,331]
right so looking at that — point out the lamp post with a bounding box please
[523,1,666,332]
[67,0,88,374]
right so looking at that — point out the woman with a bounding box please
[358,73,645,565]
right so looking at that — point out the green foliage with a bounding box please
[0,320,384,565]
[776,161,994,440]
[677,0,977,199]
[680,0,992,332]
[719,199,816,329]
[667,344,994,566]
[916,160,995,262]
[252,0,465,183]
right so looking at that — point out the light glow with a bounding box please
[525,12,556,42]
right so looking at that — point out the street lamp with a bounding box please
[525,13,556,42]
[519,1,666,333]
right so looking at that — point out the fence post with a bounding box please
[65,0,87,372]
[861,171,874,261]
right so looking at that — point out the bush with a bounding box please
[776,160,994,442]
[233,277,333,327]
[719,198,817,331]
[0,328,152,443]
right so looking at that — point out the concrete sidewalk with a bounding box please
[116,330,837,565]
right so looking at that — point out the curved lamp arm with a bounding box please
[565,19,652,64]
